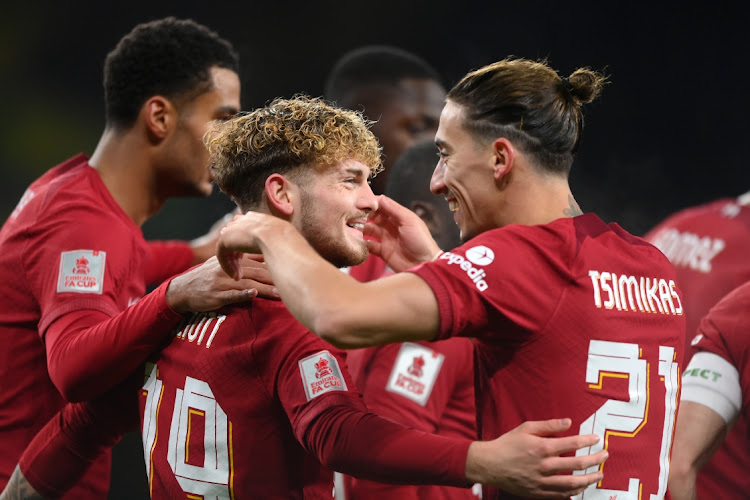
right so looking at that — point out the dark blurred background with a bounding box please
[1,1,748,497]
[2,1,748,240]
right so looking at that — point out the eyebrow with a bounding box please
[217,105,240,117]
[344,167,368,178]
[435,138,447,149]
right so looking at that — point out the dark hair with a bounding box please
[103,17,239,128]
[385,140,439,205]
[324,45,442,107]
[447,57,607,175]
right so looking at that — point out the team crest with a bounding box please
[57,250,106,294]
[386,343,444,406]
[299,350,347,401]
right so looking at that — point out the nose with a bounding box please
[430,160,446,195]
[358,182,379,213]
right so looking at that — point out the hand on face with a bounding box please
[364,195,442,272]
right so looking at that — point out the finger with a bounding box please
[240,266,273,285]
[241,253,265,264]
[216,245,242,280]
[547,433,601,456]
[240,281,279,300]
[366,239,382,257]
[215,288,259,306]
[515,418,572,437]
[535,471,603,496]
[363,222,384,240]
[542,449,608,475]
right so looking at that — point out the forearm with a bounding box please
[18,381,139,498]
[304,404,471,486]
[0,466,45,500]
[45,279,181,401]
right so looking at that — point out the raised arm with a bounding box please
[217,212,441,348]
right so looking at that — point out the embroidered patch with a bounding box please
[57,250,106,294]
[386,342,444,406]
[299,350,347,401]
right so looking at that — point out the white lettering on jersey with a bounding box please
[298,350,347,401]
[56,250,106,294]
[649,228,726,273]
[386,342,445,406]
[10,188,35,219]
[588,270,683,316]
[439,246,493,292]
[174,312,228,349]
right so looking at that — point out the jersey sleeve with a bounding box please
[18,374,141,498]
[143,240,195,286]
[43,278,184,401]
[687,282,750,417]
[410,228,566,342]
[23,202,146,335]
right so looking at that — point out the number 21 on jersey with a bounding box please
[573,340,679,500]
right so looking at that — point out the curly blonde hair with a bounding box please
[205,95,382,210]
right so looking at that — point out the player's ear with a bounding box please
[142,96,175,143]
[492,137,515,181]
[265,173,297,216]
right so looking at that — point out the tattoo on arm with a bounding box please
[562,195,583,217]
[0,465,46,500]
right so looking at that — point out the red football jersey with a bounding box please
[412,214,685,500]
[140,299,365,499]
[0,154,152,497]
[686,281,750,499]
[644,194,750,356]
[344,339,478,500]
[345,254,478,499]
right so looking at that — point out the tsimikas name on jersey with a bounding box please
[588,270,683,315]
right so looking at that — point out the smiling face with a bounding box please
[431,100,499,242]
[296,158,378,268]
[161,66,241,197]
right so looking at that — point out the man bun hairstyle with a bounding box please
[103,17,239,129]
[447,57,607,175]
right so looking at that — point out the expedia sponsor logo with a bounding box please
[439,245,493,292]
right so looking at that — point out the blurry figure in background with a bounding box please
[345,140,477,499]
[0,17,271,498]
[669,280,750,500]
[646,190,750,500]
[324,45,446,195]
[644,191,750,358]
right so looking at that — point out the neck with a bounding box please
[497,168,579,227]
[89,127,166,227]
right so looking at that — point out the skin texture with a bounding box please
[366,78,445,195]
[668,401,731,500]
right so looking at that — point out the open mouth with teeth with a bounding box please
[448,200,459,212]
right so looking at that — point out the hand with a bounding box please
[365,196,442,272]
[465,418,607,498]
[166,255,278,313]
[189,209,241,265]
[215,212,284,280]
